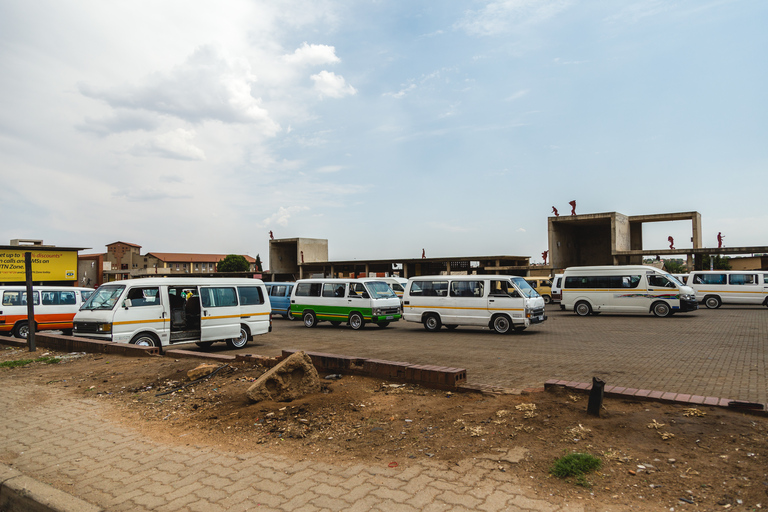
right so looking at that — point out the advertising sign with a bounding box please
[0,250,77,282]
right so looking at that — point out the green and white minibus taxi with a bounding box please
[290,278,402,329]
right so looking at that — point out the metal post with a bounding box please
[586,377,604,416]
[25,252,35,352]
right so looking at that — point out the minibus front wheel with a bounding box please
[131,332,160,348]
[491,314,512,334]
[349,312,365,330]
[651,301,672,317]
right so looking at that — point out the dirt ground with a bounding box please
[2,344,767,511]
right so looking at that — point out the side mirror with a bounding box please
[123,299,132,309]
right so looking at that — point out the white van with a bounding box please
[379,277,408,298]
[402,275,546,334]
[73,278,271,349]
[0,286,94,338]
[551,274,564,305]
[687,270,768,308]
[562,265,697,317]
[290,278,402,329]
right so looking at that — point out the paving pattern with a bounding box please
[0,383,590,512]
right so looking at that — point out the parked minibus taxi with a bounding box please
[264,282,296,319]
[0,286,94,338]
[561,265,697,317]
[402,275,546,334]
[687,270,768,308]
[73,277,271,350]
[290,278,401,329]
[524,277,553,304]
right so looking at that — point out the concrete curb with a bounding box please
[0,463,102,512]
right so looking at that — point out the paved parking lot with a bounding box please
[206,304,768,405]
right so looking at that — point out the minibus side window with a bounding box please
[323,283,345,297]
[42,291,60,305]
[729,274,757,285]
[295,283,321,297]
[238,286,265,305]
[271,285,287,297]
[409,280,448,297]
[490,281,513,296]
[693,273,727,285]
[647,275,675,288]
[61,291,77,305]
[126,287,160,307]
[450,281,484,298]
[200,287,237,308]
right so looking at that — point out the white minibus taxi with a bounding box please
[562,265,697,317]
[290,278,402,329]
[687,270,768,308]
[73,278,271,350]
[402,275,547,334]
[0,286,94,338]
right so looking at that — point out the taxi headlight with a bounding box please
[98,323,112,333]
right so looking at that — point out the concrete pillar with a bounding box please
[365,263,370,277]
[330,265,335,278]
[299,266,304,279]
[691,213,702,249]
[446,261,451,275]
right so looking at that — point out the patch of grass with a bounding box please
[550,452,602,479]
[0,356,61,368]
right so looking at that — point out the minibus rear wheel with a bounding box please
[423,314,441,332]
[303,311,317,328]
[13,321,32,339]
[226,326,250,349]
[704,295,722,309]
[574,301,592,316]
[542,295,552,304]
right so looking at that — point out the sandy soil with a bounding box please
[1,344,767,511]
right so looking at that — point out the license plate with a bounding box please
[386,316,394,320]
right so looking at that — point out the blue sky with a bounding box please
[1,0,766,268]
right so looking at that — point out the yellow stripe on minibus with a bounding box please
[114,318,167,326]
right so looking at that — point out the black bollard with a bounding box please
[587,377,605,416]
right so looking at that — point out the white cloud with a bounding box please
[384,84,417,99]
[79,45,281,135]
[504,89,530,101]
[284,42,340,66]
[457,0,571,36]
[259,206,310,227]
[310,70,357,98]
[129,129,206,161]
[316,165,344,173]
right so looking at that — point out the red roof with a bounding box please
[107,241,142,248]
[146,252,256,263]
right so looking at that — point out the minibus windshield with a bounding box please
[81,286,125,310]
[510,277,539,298]
[666,274,685,287]
[365,281,397,299]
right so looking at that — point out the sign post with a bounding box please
[25,252,35,352]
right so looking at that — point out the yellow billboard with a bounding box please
[0,250,77,282]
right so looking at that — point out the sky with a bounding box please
[2,0,766,269]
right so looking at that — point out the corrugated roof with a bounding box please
[146,252,256,263]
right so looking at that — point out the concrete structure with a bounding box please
[268,238,329,280]
[548,211,768,271]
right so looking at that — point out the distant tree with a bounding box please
[701,254,731,270]
[254,254,263,272]
[217,254,251,272]
[664,260,686,274]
